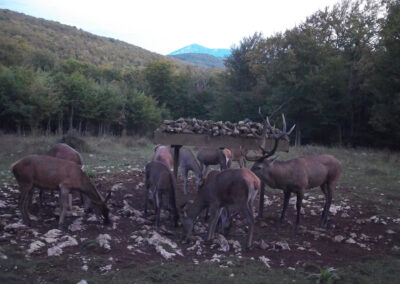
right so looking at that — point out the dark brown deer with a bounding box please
[196,147,229,176]
[11,155,111,228]
[144,161,179,228]
[246,113,341,231]
[152,145,174,170]
[181,168,261,249]
[176,147,203,195]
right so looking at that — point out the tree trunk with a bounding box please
[337,124,343,147]
[58,118,63,135]
[78,120,82,135]
[17,123,22,136]
[295,120,301,147]
[69,105,74,131]
[46,118,51,136]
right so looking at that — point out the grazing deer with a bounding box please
[196,147,229,176]
[152,145,174,170]
[176,147,203,195]
[230,147,248,168]
[144,161,179,228]
[246,112,342,231]
[40,143,85,209]
[11,155,111,228]
[181,168,261,249]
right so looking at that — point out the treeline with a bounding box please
[0,59,217,135]
[0,0,399,148]
[220,0,400,148]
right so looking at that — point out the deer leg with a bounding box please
[183,169,189,195]
[207,207,223,242]
[295,191,304,232]
[321,184,333,228]
[68,193,73,211]
[242,204,255,250]
[155,191,162,228]
[168,192,179,227]
[203,165,209,177]
[39,188,44,207]
[277,191,291,229]
[58,186,70,229]
[242,158,247,168]
[19,184,32,226]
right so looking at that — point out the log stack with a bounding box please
[156,118,286,139]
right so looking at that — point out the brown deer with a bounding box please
[196,147,229,176]
[39,143,85,209]
[246,113,342,231]
[144,161,179,228]
[152,145,174,170]
[181,168,261,249]
[230,147,248,168]
[176,147,203,195]
[11,155,111,228]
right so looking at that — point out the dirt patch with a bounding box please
[0,171,399,277]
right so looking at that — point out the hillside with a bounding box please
[168,44,231,58]
[0,9,181,68]
[169,53,225,69]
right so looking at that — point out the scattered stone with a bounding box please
[77,280,88,284]
[259,239,269,250]
[213,234,229,252]
[47,246,63,256]
[147,231,183,260]
[4,222,27,231]
[97,234,112,250]
[333,235,345,243]
[27,240,46,254]
[345,238,356,244]
[386,229,395,234]
[259,256,271,268]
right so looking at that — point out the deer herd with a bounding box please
[10,114,342,250]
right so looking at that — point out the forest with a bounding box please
[0,0,399,148]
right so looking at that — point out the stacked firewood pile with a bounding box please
[156,118,284,138]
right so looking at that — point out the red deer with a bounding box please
[144,161,179,228]
[176,147,203,195]
[196,147,229,176]
[246,113,341,231]
[230,147,248,168]
[222,148,232,168]
[11,155,111,228]
[152,145,174,170]
[181,168,261,249]
[40,143,85,209]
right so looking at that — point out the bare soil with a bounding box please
[1,170,399,276]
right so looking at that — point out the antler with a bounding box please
[246,110,295,162]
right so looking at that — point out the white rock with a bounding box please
[259,256,271,268]
[47,246,63,256]
[0,252,7,260]
[4,222,26,231]
[345,238,356,244]
[97,234,111,250]
[77,280,88,284]
[100,264,112,272]
[386,229,395,234]
[44,229,63,239]
[333,235,345,243]
[27,241,46,254]
[0,200,7,208]
[275,241,290,250]
[214,234,230,252]
[82,265,88,271]
[58,236,78,248]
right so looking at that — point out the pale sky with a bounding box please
[0,0,340,55]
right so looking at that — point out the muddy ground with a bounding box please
[0,170,399,279]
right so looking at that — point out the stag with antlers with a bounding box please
[246,110,342,231]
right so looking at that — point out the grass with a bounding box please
[1,135,400,283]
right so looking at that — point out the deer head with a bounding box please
[246,109,295,163]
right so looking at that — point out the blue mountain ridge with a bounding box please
[168,44,231,58]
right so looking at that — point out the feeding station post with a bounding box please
[153,118,291,218]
